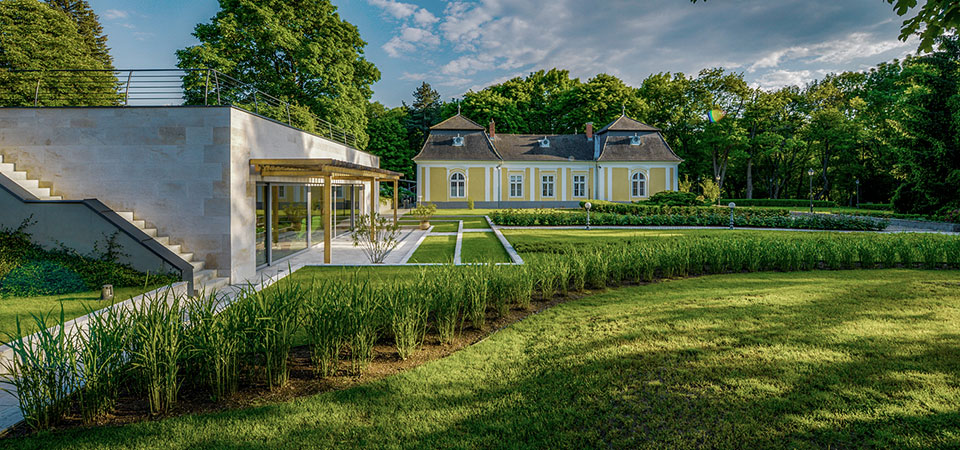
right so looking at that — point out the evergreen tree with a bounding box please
[0,0,118,106]
[43,0,113,70]
[404,82,442,151]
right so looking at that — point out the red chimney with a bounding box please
[585,122,593,140]
[489,119,496,138]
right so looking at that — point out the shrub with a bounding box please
[859,203,892,211]
[645,191,704,206]
[580,200,790,218]
[0,260,87,297]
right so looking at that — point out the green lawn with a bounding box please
[16,269,960,448]
[0,285,165,340]
[428,221,460,232]
[460,232,510,263]
[407,235,456,263]
[403,208,499,217]
[460,217,491,229]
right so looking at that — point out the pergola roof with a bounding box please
[251,158,402,180]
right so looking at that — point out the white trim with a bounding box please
[423,166,430,201]
[560,168,566,201]
[485,168,491,201]
[508,172,524,198]
[449,170,466,199]
[528,168,534,201]
[572,172,588,198]
[606,166,612,201]
[630,169,648,198]
[540,172,556,198]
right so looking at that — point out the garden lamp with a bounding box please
[807,168,815,213]
[855,179,860,209]
[728,202,736,230]
[584,201,592,230]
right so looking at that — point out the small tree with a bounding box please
[700,178,722,205]
[351,214,402,263]
[679,175,693,193]
[410,202,437,229]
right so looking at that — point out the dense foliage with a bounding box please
[0,220,177,296]
[645,191,704,206]
[719,198,838,208]
[580,200,790,218]
[0,0,118,106]
[176,0,380,148]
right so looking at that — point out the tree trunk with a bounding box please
[745,157,753,199]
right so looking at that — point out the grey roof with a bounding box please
[597,132,682,162]
[492,134,594,161]
[413,131,500,161]
[597,115,660,133]
[429,114,485,131]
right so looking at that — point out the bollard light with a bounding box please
[584,201,592,230]
[728,202,736,230]
[100,284,114,301]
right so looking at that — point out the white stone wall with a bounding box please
[0,106,380,284]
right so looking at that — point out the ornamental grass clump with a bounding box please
[463,265,490,330]
[584,249,609,290]
[487,266,512,317]
[128,290,186,415]
[0,310,76,430]
[345,282,382,375]
[240,278,305,389]
[385,284,427,360]
[430,266,464,344]
[74,306,128,423]
[304,280,348,377]
[185,291,242,402]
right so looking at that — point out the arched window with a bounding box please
[450,172,465,198]
[632,172,646,197]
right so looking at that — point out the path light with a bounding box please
[584,201,592,230]
[100,284,114,301]
[855,179,860,209]
[807,168,815,213]
[728,202,736,230]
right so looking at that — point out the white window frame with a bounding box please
[509,174,524,198]
[541,174,555,198]
[572,174,587,198]
[631,171,646,197]
[450,172,466,198]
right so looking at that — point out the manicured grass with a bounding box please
[407,235,456,263]
[428,221,460,232]
[15,269,960,448]
[403,208,499,217]
[0,286,165,340]
[459,232,510,263]
[279,265,427,287]
[460,217,491,229]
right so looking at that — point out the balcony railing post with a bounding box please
[33,78,41,106]
[214,70,221,105]
[124,70,133,106]
[204,69,210,106]
[254,91,259,114]
[286,102,291,124]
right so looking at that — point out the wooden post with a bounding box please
[392,179,398,225]
[370,178,378,236]
[323,176,332,264]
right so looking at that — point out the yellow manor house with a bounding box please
[413,113,682,208]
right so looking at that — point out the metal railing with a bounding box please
[0,68,358,148]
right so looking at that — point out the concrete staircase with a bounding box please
[0,155,62,200]
[0,154,230,293]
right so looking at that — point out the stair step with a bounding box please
[47,195,62,200]
[116,211,135,221]
[143,228,159,238]
[3,170,27,181]
[164,244,181,254]
[190,260,205,271]
[0,163,13,172]
[193,269,217,284]
[35,187,51,198]
[131,220,146,229]
[179,252,194,262]
[199,277,231,293]
[18,178,38,190]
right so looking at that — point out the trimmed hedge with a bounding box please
[0,260,88,297]
[492,209,887,231]
[579,200,789,218]
[719,198,838,208]
[644,191,703,206]
[858,203,893,211]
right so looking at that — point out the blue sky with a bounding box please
[89,0,919,108]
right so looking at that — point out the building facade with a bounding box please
[413,114,682,208]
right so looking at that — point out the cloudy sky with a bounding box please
[89,0,919,107]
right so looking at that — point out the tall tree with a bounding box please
[43,0,113,70]
[177,0,380,147]
[404,82,442,150]
[691,68,750,192]
[366,102,414,179]
[0,0,117,106]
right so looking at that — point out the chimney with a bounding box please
[489,119,496,138]
[585,122,593,141]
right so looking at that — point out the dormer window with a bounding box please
[630,134,642,146]
[453,135,464,147]
[539,137,550,148]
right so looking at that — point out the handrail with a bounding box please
[0,68,358,149]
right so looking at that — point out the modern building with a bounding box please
[0,103,400,294]
[413,113,682,208]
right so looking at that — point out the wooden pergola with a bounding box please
[251,159,403,264]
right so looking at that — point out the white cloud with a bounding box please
[414,9,439,27]
[103,9,129,20]
[367,0,417,20]
[383,26,440,57]
[749,32,917,72]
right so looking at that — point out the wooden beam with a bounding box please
[392,179,398,225]
[323,175,332,264]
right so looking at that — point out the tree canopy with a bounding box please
[176,0,380,147]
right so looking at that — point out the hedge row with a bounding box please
[858,203,893,211]
[719,198,838,208]
[579,200,789,218]
[491,209,887,230]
